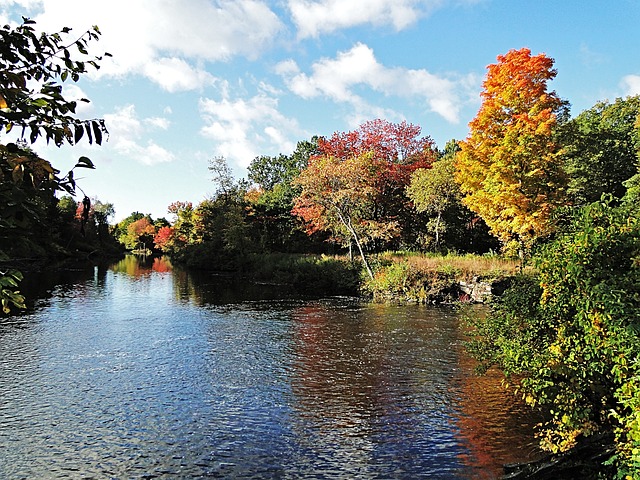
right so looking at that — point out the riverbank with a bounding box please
[363,252,523,304]
[172,250,523,303]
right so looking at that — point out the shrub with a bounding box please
[466,198,640,477]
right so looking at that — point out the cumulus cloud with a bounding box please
[277,42,463,123]
[199,90,303,169]
[13,0,283,91]
[142,58,216,93]
[104,105,176,166]
[287,0,490,39]
[288,0,435,38]
[622,75,640,96]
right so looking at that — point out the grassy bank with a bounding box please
[364,251,523,303]
[173,246,522,302]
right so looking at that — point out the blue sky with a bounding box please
[2,0,639,222]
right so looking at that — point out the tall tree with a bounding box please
[455,48,569,251]
[560,95,640,205]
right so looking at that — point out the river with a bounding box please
[0,255,542,479]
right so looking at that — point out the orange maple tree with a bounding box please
[455,48,568,251]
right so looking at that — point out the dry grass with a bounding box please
[377,252,525,280]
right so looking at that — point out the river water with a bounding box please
[0,256,542,479]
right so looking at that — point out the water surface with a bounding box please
[0,256,541,479]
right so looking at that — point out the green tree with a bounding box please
[247,138,319,252]
[293,152,388,279]
[560,95,640,206]
[407,141,462,249]
[455,48,569,253]
[0,18,108,313]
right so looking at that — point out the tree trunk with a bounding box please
[337,212,374,280]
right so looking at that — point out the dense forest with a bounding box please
[1,20,639,477]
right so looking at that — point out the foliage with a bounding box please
[153,226,174,252]
[407,143,461,248]
[248,137,316,191]
[115,212,152,250]
[0,18,109,313]
[293,152,387,279]
[455,48,569,251]
[0,269,25,313]
[466,195,640,477]
[559,95,640,206]
[123,217,156,250]
[247,138,320,252]
[317,119,437,248]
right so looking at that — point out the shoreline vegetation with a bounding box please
[167,249,523,303]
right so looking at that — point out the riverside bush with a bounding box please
[466,198,640,477]
[173,248,360,295]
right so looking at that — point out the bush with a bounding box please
[466,198,640,477]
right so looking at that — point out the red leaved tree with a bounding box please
[316,119,437,247]
[293,152,386,278]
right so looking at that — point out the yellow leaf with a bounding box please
[0,94,7,109]
[12,164,24,183]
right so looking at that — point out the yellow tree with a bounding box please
[455,48,568,252]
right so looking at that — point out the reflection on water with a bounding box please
[110,254,174,276]
[0,256,541,479]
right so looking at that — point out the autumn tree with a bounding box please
[153,226,173,252]
[455,48,568,252]
[167,201,196,250]
[293,152,390,279]
[318,119,437,248]
[119,217,155,250]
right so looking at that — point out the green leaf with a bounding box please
[75,156,95,169]
[92,121,102,145]
[31,98,48,107]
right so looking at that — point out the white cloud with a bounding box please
[145,116,171,130]
[288,0,435,38]
[142,57,216,93]
[104,105,176,166]
[17,0,283,91]
[622,75,640,96]
[278,42,463,123]
[199,92,302,169]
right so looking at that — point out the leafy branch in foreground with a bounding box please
[0,18,109,314]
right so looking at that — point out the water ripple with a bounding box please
[0,259,541,479]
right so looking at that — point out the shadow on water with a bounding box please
[1,255,543,479]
